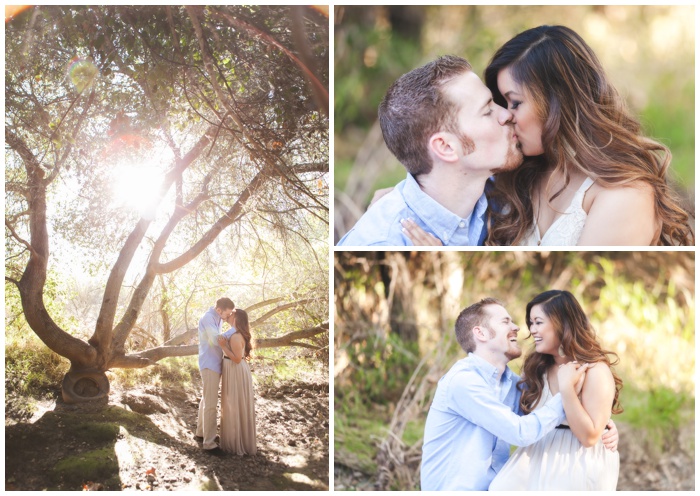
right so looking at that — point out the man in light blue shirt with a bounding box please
[421,298,605,490]
[338,173,490,246]
[196,297,235,454]
[337,55,523,246]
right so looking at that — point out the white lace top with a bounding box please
[520,177,595,246]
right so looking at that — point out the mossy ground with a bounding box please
[5,377,329,491]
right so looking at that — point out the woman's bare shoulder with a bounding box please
[587,175,655,203]
[580,177,658,245]
[589,178,655,206]
[583,360,615,386]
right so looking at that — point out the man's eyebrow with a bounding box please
[480,97,493,111]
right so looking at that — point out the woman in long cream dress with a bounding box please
[217,309,257,455]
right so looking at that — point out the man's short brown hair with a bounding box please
[216,297,235,311]
[454,298,503,353]
[378,55,472,176]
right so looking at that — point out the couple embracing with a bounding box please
[338,25,692,247]
[421,291,622,491]
[196,297,256,456]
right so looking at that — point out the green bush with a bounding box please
[343,333,419,405]
[5,337,69,397]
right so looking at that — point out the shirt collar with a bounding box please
[402,173,488,244]
[467,352,514,384]
[208,306,221,325]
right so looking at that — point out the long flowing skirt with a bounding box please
[220,358,257,455]
[489,426,619,490]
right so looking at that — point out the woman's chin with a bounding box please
[534,343,553,355]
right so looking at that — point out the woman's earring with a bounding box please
[558,345,566,357]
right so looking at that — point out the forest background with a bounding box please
[334,251,695,490]
[333,5,695,242]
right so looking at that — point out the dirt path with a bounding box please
[5,378,329,491]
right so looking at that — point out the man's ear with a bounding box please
[428,132,460,163]
[472,325,489,343]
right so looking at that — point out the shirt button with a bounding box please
[459,222,466,228]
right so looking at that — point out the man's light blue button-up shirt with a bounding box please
[420,353,566,491]
[198,307,237,374]
[337,173,488,246]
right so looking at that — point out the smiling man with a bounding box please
[337,55,522,247]
[420,298,589,491]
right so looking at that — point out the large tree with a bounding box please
[5,6,329,403]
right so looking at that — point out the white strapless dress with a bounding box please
[488,374,619,491]
[520,177,595,246]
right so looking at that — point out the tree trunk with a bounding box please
[61,366,110,404]
[378,252,419,342]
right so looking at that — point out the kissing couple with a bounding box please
[338,25,692,247]
[195,297,256,456]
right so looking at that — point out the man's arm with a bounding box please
[199,313,221,347]
[449,372,565,447]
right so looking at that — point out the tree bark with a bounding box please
[378,252,419,342]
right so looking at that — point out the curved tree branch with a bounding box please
[110,158,214,355]
[5,218,35,255]
[254,322,328,349]
[212,7,328,116]
[118,321,328,366]
[245,297,285,313]
[252,298,316,326]
[156,167,268,273]
[6,129,96,365]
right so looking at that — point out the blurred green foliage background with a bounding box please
[333,6,695,240]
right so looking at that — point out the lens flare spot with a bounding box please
[67,56,98,92]
[5,5,31,23]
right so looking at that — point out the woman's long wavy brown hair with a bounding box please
[234,309,253,360]
[518,290,623,415]
[483,25,693,246]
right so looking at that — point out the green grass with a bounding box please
[335,385,426,477]
[334,407,386,474]
[402,419,424,447]
[110,356,200,390]
[616,385,694,454]
[252,348,324,390]
[641,97,695,191]
[34,405,166,490]
[52,446,121,488]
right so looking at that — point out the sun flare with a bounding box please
[111,161,165,219]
